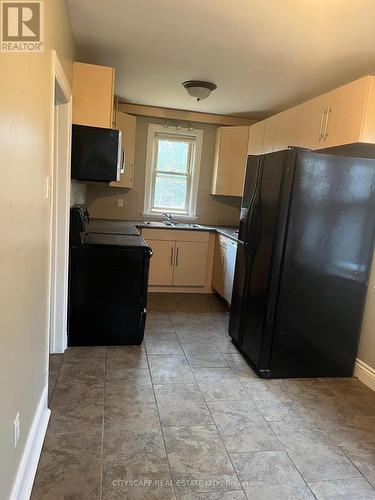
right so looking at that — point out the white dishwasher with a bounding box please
[224,239,237,304]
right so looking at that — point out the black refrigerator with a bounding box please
[229,149,375,378]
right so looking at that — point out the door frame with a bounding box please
[49,51,72,353]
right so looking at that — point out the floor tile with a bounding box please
[47,401,104,435]
[308,477,375,499]
[342,441,375,487]
[106,346,148,368]
[154,384,213,427]
[105,371,155,406]
[222,353,257,378]
[145,332,184,355]
[102,456,175,499]
[182,342,229,368]
[283,379,336,401]
[254,397,312,422]
[164,425,240,494]
[193,368,248,401]
[326,415,375,447]
[63,346,106,364]
[177,491,246,499]
[103,404,166,462]
[208,400,282,453]
[238,379,289,402]
[145,315,175,333]
[230,450,310,499]
[31,430,102,500]
[148,354,196,384]
[270,423,362,482]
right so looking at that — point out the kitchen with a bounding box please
[2,1,375,500]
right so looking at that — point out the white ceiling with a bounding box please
[65,0,375,118]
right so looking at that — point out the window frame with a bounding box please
[143,124,203,219]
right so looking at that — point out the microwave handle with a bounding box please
[120,149,125,174]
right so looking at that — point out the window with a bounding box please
[144,124,203,217]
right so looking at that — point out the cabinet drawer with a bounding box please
[141,228,209,242]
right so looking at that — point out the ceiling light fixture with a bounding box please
[182,80,217,102]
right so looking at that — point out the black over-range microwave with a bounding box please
[71,124,124,182]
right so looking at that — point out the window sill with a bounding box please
[142,212,198,221]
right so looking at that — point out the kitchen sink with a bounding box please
[143,221,203,229]
[143,221,175,227]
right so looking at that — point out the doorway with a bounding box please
[49,52,72,353]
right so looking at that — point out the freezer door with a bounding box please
[239,155,262,242]
[271,152,375,377]
[240,151,290,370]
[229,155,261,343]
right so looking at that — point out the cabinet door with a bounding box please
[248,121,265,155]
[320,76,369,149]
[173,241,209,286]
[262,116,277,154]
[211,126,249,196]
[110,111,137,188]
[146,240,174,286]
[72,62,115,128]
[212,237,226,296]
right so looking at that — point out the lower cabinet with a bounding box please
[212,234,237,304]
[147,239,174,286]
[142,229,212,289]
[174,241,208,286]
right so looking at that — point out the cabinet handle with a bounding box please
[319,108,327,142]
[175,247,179,267]
[170,246,174,267]
[324,107,332,140]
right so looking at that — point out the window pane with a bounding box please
[154,174,187,210]
[156,139,190,173]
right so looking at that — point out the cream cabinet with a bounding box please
[147,240,174,286]
[142,229,212,289]
[211,126,250,197]
[110,111,136,188]
[72,62,115,128]
[248,75,375,156]
[174,241,209,286]
[248,120,265,155]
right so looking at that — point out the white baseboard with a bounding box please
[354,358,375,392]
[10,385,51,500]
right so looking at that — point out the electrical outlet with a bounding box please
[117,198,124,208]
[14,412,20,447]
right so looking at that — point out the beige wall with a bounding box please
[358,251,375,369]
[0,1,75,497]
[86,116,241,226]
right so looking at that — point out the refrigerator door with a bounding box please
[229,155,262,344]
[271,151,375,377]
[240,150,293,372]
[238,156,262,242]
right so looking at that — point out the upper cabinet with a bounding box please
[247,121,265,155]
[211,125,250,197]
[72,62,115,129]
[110,111,137,188]
[249,75,375,156]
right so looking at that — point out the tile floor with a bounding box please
[32,293,375,499]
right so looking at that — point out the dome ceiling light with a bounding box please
[182,80,217,102]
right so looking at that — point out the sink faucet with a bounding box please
[163,213,174,224]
